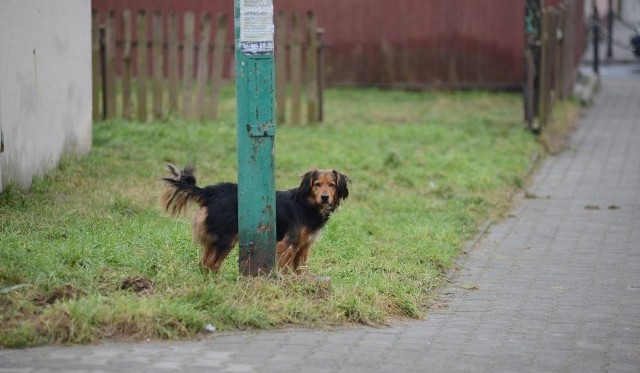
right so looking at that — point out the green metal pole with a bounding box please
[234,0,276,276]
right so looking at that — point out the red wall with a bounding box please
[288,0,527,88]
[92,0,585,89]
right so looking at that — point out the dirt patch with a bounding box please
[120,276,154,295]
[33,284,81,306]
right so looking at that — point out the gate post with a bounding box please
[234,0,277,276]
[524,0,542,132]
[606,0,613,60]
[592,5,600,75]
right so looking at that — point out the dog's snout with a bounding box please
[321,194,330,203]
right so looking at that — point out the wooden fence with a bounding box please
[524,0,581,132]
[92,9,324,124]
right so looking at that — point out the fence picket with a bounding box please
[136,10,148,122]
[305,11,318,124]
[105,10,117,119]
[555,5,565,99]
[275,12,287,125]
[152,11,164,119]
[290,12,302,125]
[210,13,228,120]
[195,13,212,121]
[122,9,133,119]
[182,12,196,119]
[91,11,100,121]
[168,12,179,114]
[316,28,325,122]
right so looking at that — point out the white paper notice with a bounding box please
[239,0,274,55]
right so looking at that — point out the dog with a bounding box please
[160,164,350,274]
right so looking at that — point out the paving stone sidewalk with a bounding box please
[2,76,639,372]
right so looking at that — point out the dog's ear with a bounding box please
[333,170,351,200]
[299,169,318,196]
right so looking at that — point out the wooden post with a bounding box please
[152,11,164,119]
[290,12,302,125]
[524,0,541,131]
[548,9,558,109]
[316,28,325,123]
[210,13,228,120]
[305,11,318,124]
[562,0,576,99]
[275,11,287,125]
[524,42,536,129]
[606,0,613,60]
[592,5,600,75]
[537,9,549,130]
[195,13,212,121]
[122,9,133,120]
[545,9,555,124]
[168,12,179,114]
[99,27,107,120]
[136,10,148,122]
[554,6,565,99]
[182,12,196,119]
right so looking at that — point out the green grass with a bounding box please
[0,88,539,347]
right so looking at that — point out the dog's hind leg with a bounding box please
[202,235,238,273]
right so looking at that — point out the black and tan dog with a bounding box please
[161,164,350,274]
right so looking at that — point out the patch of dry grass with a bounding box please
[537,100,581,154]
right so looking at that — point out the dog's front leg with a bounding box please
[293,244,312,275]
[276,240,297,273]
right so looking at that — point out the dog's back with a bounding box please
[161,164,237,215]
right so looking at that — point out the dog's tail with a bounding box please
[160,163,205,217]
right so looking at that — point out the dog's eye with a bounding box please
[313,181,322,187]
[328,182,336,188]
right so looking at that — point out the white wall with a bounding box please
[0,0,92,191]
[586,0,620,17]
[620,0,640,22]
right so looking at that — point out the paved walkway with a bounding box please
[2,75,640,372]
